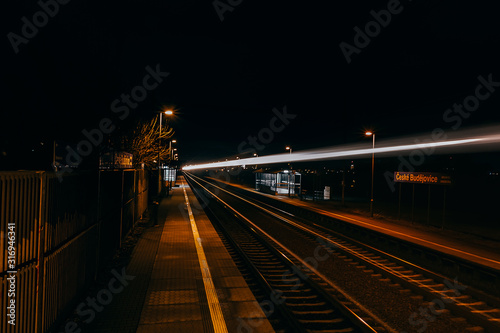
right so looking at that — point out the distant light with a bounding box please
[365,131,373,136]
[165,110,173,115]
[172,140,177,143]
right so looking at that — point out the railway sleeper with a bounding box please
[404,274,423,279]
[413,278,433,284]
[246,254,275,259]
[297,318,347,325]
[271,283,306,289]
[254,260,281,265]
[299,318,345,325]
[284,294,321,301]
[265,275,300,281]
[439,294,472,304]
[396,270,415,275]
[286,301,327,308]
[260,269,290,275]
[256,263,286,269]
[473,308,500,314]
[291,308,335,316]
[460,301,486,308]
[423,283,446,289]
[280,288,313,294]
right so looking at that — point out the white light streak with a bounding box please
[183,126,500,171]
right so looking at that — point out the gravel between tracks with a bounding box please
[247,212,473,333]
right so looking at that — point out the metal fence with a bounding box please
[0,169,148,333]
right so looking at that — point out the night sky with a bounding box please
[2,0,500,169]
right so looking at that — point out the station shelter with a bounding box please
[254,169,301,196]
[162,166,177,184]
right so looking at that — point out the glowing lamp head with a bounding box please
[365,131,373,136]
[164,110,173,115]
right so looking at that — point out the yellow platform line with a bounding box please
[182,182,228,333]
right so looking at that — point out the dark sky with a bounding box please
[2,0,500,168]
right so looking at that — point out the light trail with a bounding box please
[183,126,500,171]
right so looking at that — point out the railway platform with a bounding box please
[206,176,500,272]
[87,176,273,333]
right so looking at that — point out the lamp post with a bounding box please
[170,140,177,161]
[158,110,173,196]
[285,145,292,168]
[365,131,375,217]
[169,140,177,190]
[285,146,292,196]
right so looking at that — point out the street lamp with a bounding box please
[167,140,177,190]
[158,110,173,167]
[169,140,177,162]
[285,146,292,166]
[158,110,173,196]
[285,146,292,196]
[365,131,375,217]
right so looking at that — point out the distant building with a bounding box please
[99,150,133,169]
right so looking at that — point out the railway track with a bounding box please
[186,172,500,333]
[186,173,383,332]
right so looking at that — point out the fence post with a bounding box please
[133,170,137,226]
[119,170,124,247]
[35,172,46,333]
[96,170,102,276]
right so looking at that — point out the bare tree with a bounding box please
[125,117,174,169]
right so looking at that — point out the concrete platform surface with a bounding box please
[88,176,274,333]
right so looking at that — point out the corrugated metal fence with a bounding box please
[0,169,148,333]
